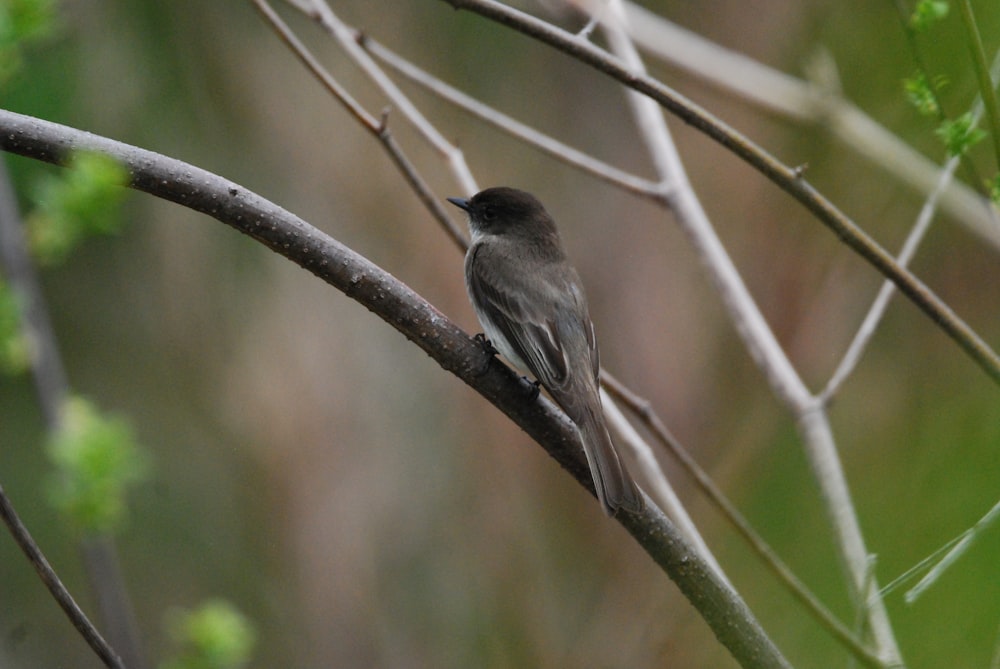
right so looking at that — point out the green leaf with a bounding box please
[935,112,986,156]
[161,600,257,669]
[46,396,149,534]
[910,0,950,32]
[27,151,129,265]
[903,72,942,117]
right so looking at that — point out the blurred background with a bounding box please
[2,1,1000,667]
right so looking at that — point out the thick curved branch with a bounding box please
[0,109,792,669]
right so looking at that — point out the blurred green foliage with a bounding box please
[161,600,257,669]
[903,72,945,117]
[0,0,57,85]
[935,110,987,155]
[45,396,148,535]
[26,150,129,265]
[909,0,950,32]
[900,0,999,202]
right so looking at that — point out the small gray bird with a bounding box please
[448,187,643,516]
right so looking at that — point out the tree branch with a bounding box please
[0,158,147,668]
[251,0,469,251]
[598,0,999,248]
[0,108,792,669]
[269,0,721,592]
[0,484,124,669]
[357,32,663,197]
[592,4,901,661]
[602,373,886,669]
[821,49,1000,403]
[440,0,1000,389]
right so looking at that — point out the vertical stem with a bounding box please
[957,0,1000,169]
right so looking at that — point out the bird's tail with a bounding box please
[576,403,644,516]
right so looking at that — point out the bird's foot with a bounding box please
[473,333,498,376]
[474,332,498,356]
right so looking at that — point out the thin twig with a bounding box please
[0,484,124,669]
[600,387,728,584]
[820,152,959,402]
[602,374,888,669]
[821,49,1000,402]
[876,533,964,599]
[443,0,1000,390]
[257,0,378,130]
[251,0,469,251]
[956,0,1000,172]
[0,158,146,669]
[904,496,1000,604]
[577,0,1000,248]
[358,34,663,197]
[302,0,479,196]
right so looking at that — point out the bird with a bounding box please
[448,187,643,516]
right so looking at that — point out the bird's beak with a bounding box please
[446,197,470,212]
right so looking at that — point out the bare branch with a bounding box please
[0,109,793,669]
[252,0,469,251]
[0,159,147,669]
[359,34,663,196]
[602,374,888,669]
[594,2,901,662]
[0,484,124,669]
[821,50,1000,402]
[585,0,1000,249]
[441,0,1000,389]
[277,0,711,595]
[300,0,479,196]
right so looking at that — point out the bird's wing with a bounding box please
[467,249,575,389]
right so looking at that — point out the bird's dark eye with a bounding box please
[481,206,496,222]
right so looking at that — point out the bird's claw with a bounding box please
[473,333,497,376]
[522,377,541,401]
[474,332,498,356]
